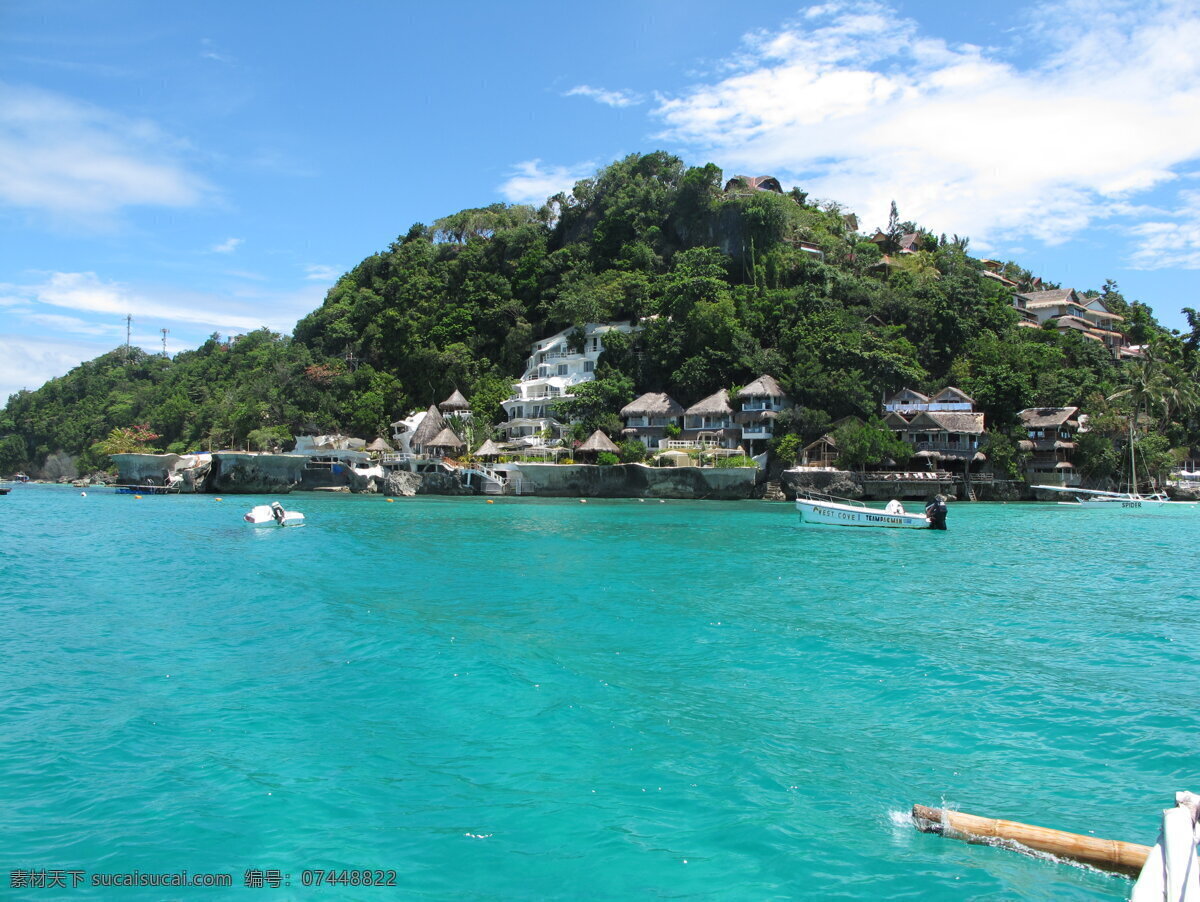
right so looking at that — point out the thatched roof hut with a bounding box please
[620,392,684,418]
[439,389,471,413]
[426,427,466,454]
[366,437,394,453]
[1018,406,1080,429]
[409,405,447,452]
[685,389,733,417]
[474,439,504,459]
[737,375,786,399]
[578,430,620,455]
[911,411,986,435]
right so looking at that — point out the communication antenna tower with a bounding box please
[161,328,170,357]
[124,314,133,363]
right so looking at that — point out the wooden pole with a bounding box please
[911,804,1151,877]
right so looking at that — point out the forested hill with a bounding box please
[0,151,1191,475]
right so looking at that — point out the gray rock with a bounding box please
[507,463,756,499]
[975,480,1024,501]
[207,452,303,494]
[780,469,863,500]
[417,472,476,495]
[383,471,422,497]
[1167,482,1200,501]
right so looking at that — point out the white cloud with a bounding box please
[565,85,643,108]
[19,312,118,336]
[650,0,1200,252]
[498,159,595,206]
[0,335,106,402]
[0,82,209,224]
[303,264,340,282]
[0,274,328,398]
[212,237,242,253]
[1127,189,1200,270]
[200,38,232,64]
[16,271,269,335]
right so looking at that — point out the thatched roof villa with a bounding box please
[621,392,684,450]
[682,389,739,449]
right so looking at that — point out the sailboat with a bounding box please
[1038,419,1194,510]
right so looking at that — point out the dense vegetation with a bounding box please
[3,151,1199,478]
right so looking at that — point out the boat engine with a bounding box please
[924,495,948,530]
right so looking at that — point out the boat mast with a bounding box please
[1129,414,1138,495]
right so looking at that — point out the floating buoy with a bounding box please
[486,499,494,504]
[215,497,223,501]
[134,494,143,499]
[580,499,587,503]
[80,491,86,497]
[386,498,395,503]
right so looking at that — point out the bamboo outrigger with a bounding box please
[913,793,1200,899]
[911,804,1150,876]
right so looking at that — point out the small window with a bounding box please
[583,361,594,373]
[558,364,568,376]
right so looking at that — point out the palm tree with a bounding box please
[1107,347,1198,489]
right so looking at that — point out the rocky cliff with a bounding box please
[206,453,305,494]
[506,463,757,499]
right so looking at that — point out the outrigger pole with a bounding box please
[911,804,1150,876]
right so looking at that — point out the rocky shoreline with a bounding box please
[92,452,1200,502]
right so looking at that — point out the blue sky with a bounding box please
[3,0,1199,401]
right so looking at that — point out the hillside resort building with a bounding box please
[499,322,636,445]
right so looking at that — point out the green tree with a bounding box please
[833,419,910,470]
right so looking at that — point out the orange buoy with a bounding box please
[134,495,142,499]
[386,498,395,503]
[487,499,494,504]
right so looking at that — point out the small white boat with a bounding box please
[1034,485,1194,510]
[1037,418,1197,510]
[244,501,305,526]
[796,493,947,529]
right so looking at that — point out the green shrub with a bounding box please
[596,451,619,466]
[772,433,801,464]
[715,455,755,468]
[618,439,647,463]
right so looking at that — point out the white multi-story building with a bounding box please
[500,322,635,444]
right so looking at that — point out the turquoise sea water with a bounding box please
[3,485,1198,900]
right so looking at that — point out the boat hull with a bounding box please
[796,498,933,529]
[244,504,305,526]
[1068,497,1192,510]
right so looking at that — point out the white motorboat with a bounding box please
[244,501,305,526]
[796,493,947,529]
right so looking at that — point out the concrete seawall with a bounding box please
[505,463,757,499]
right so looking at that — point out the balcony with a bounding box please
[740,401,782,412]
[913,439,979,452]
[885,402,975,413]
